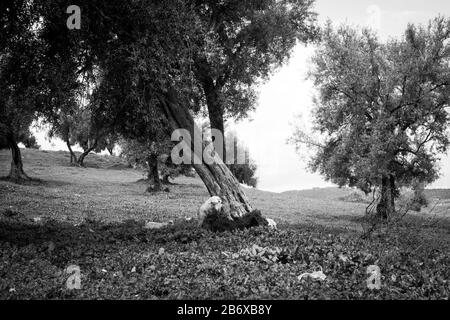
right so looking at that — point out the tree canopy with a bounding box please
[291,18,450,217]
[27,0,260,219]
[191,0,318,161]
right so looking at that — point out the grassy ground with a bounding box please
[0,148,449,299]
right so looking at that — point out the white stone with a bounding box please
[144,221,168,229]
[298,270,326,281]
[266,218,277,229]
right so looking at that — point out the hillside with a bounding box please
[0,148,448,299]
[1,148,449,229]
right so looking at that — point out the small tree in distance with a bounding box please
[119,138,193,192]
[119,138,167,192]
[191,0,318,162]
[51,107,107,166]
[225,131,258,188]
[291,18,450,219]
[200,123,258,188]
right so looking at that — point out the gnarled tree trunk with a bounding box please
[66,139,78,164]
[146,154,162,192]
[377,175,396,219]
[77,138,98,167]
[162,174,171,185]
[194,61,227,163]
[9,138,31,181]
[3,126,32,182]
[156,88,264,229]
[203,83,226,164]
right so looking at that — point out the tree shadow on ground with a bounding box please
[0,177,72,188]
[0,216,205,249]
[0,178,43,187]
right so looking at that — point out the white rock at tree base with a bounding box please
[144,221,169,229]
[298,270,327,281]
[266,218,277,229]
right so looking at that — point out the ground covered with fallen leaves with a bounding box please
[0,149,448,299]
[0,216,448,299]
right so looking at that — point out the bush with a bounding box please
[397,183,429,212]
[228,162,258,188]
[23,135,40,149]
[409,186,429,212]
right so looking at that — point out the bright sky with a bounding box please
[32,0,450,192]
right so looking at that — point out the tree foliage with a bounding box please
[191,0,318,125]
[0,0,47,179]
[292,18,450,217]
[0,0,89,177]
[1,0,275,217]
[120,137,193,189]
[0,0,40,135]
[50,103,109,165]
